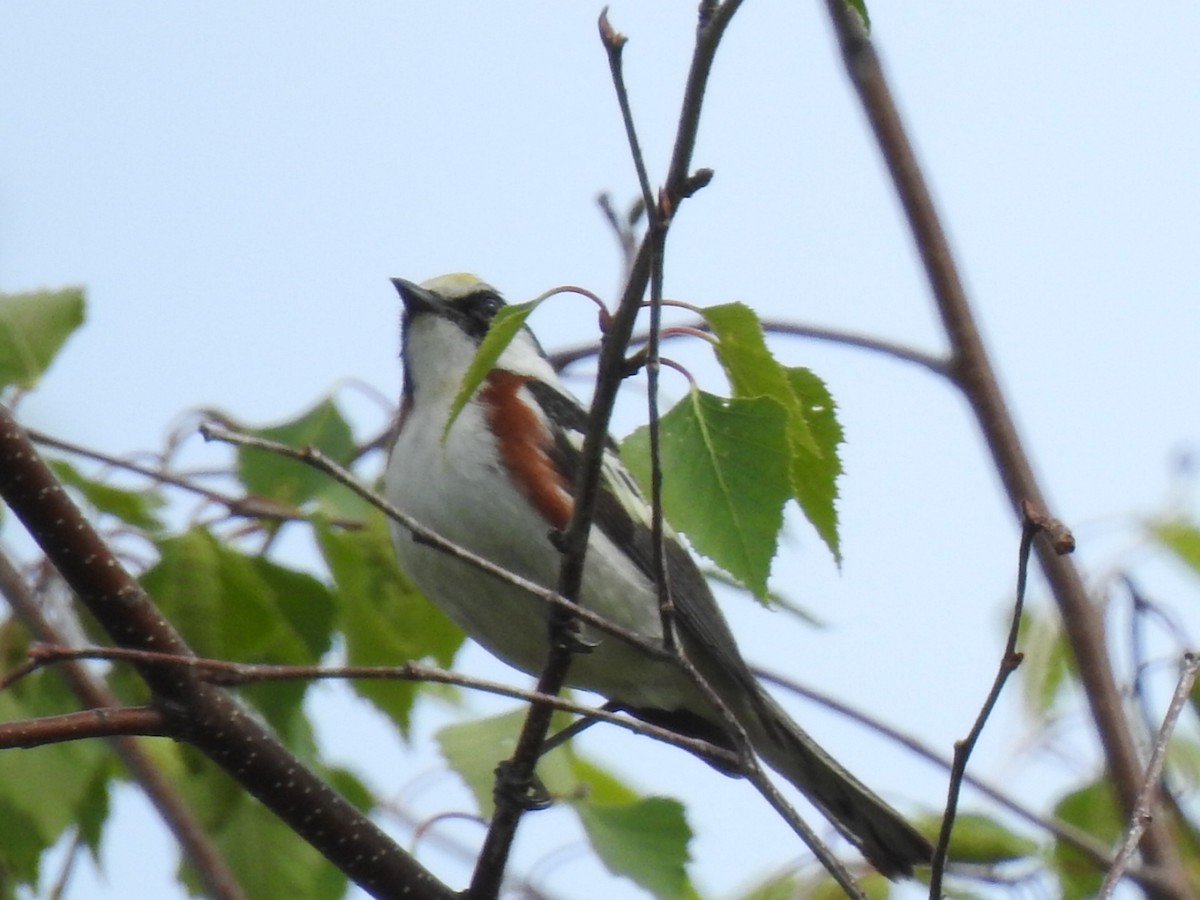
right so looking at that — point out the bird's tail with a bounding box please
[745,687,932,878]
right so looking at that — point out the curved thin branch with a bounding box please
[23,644,740,771]
[548,318,949,379]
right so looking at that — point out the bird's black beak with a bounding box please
[390,278,439,315]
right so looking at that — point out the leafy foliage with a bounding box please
[0,624,111,889]
[437,710,697,899]
[318,515,464,733]
[0,288,85,392]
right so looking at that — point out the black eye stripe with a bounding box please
[450,290,506,340]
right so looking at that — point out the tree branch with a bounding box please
[1099,652,1200,898]
[19,643,741,771]
[0,706,169,749]
[468,4,743,895]
[820,3,1192,895]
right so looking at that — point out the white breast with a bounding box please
[385,352,699,710]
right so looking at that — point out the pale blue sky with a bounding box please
[3,3,1199,898]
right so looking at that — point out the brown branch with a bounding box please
[0,550,247,900]
[22,643,741,771]
[1099,652,1200,898]
[0,404,455,900]
[548,318,949,378]
[468,4,743,896]
[0,706,169,749]
[820,3,1192,896]
[929,505,1041,895]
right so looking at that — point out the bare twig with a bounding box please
[548,317,949,378]
[26,426,362,529]
[19,643,741,770]
[599,9,676,654]
[929,508,1039,896]
[468,4,742,895]
[820,3,1191,895]
[0,706,170,749]
[1099,652,1200,898]
[754,668,1181,891]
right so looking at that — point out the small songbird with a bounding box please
[384,273,931,877]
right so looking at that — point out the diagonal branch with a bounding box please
[468,4,744,896]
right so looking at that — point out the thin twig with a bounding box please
[600,9,676,654]
[0,706,170,749]
[27,426,362,529]
[755,669,1173,892]
[200,423,677,666]
[929,504,1041,896]
[20,644,741,770]
[1099,652,1200,899]
[548,318,949,378]
[469,4,741,894]
[744,764,868,899]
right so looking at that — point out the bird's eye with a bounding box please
[457,290,505,339]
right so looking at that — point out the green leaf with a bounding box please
[237,398,357,509]
[567,754,703,898]
[566,754,640,805]
[786,367,844,562]
[0,656,109,888]
[701,304,844,562]
[436,709,576,815]
[702,303,818,454]
[48,458,166,533]
[622,389,790,597]
[324,766,374,813]
[802,873,891,900]
[1052,781,1122,900]
[0,287,85,390]
[317,514,463,734]
[945,812,1037,863]
[574,797,693,900]
[1150,519,1200,576]
[847,0,870,30]
[444,299,541,439]
[77,759,114,860]
[1018,608,1074,718]
[178,771,347,900]
[142,528,336,735]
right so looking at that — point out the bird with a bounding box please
[384,272,932,878]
